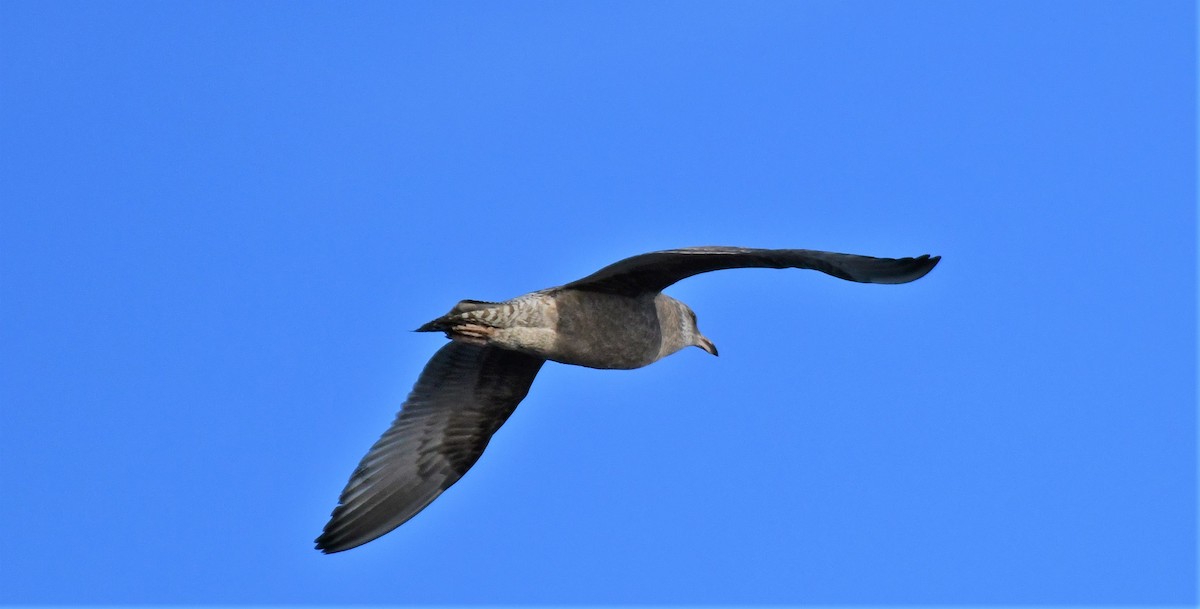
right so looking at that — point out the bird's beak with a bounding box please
[697,335,718,357]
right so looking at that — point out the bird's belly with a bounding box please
[545,345,655,370]
[545,293,662,369]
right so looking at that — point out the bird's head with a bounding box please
[655,295,718,359]
[682,306,718,357]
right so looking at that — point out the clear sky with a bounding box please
[1,1,1195,605]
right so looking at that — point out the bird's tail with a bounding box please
[414,317,450,333]
[415,299,502,333]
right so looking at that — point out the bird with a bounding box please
[315,246,940,553]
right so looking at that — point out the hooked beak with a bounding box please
[696,335,718,357]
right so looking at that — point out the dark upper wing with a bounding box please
[315,342,545,553]
[562,246,941,295]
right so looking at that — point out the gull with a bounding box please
[316,246,940,553]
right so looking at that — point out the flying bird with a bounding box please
[316,246,940,553]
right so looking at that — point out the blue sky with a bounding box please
[0,0,1195,605]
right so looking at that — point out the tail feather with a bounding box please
[415,318,450,333]
[415,299,502,333]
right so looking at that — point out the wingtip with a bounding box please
[890,253,940,283]
[314,517,357,554]
[314,534,350,554]
[314,533,334,554]
[915,254,941,279]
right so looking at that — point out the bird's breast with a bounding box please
[543,290,662,369]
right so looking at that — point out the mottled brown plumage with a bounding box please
[316,246,939,553]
